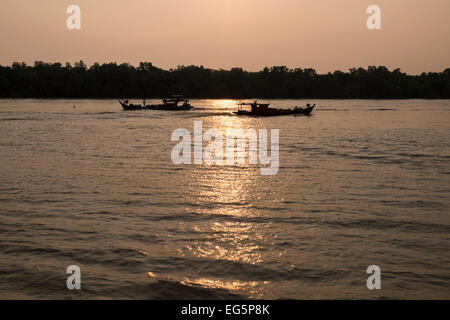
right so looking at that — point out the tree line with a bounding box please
[0,61,449,99]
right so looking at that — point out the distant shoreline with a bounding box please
[1,62,449,99]
[1,98,449,101]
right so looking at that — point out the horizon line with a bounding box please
[2,61,449,76]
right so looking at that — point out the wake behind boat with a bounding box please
[234,101,315,116]
[119,96,193,111]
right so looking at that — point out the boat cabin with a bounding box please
[163,95,189,108]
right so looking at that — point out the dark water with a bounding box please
[0,99,449,299]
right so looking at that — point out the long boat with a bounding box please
[234,101,315,116]
[119,96,193,111]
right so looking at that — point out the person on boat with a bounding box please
[143,99,146,106]
[251,100,258,112]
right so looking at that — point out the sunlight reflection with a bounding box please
[180,277,268,298]
[175,106,274,296]
[211,99,236,110]
[185,221,264,265]
[183,165,266,265]
[147,271,267,298]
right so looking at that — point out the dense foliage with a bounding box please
[0,61,449,98]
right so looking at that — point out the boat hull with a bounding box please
[120,101,193,111]
[234,105,315,117]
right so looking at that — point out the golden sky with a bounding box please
[0,0,449,73]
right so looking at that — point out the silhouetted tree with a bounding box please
[0,61,448,99]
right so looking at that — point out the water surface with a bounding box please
[0,99,449,299]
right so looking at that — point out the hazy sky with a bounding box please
[0,0,449,74]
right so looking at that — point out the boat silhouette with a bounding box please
[234,101,315,116]
[119,96,193,111]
